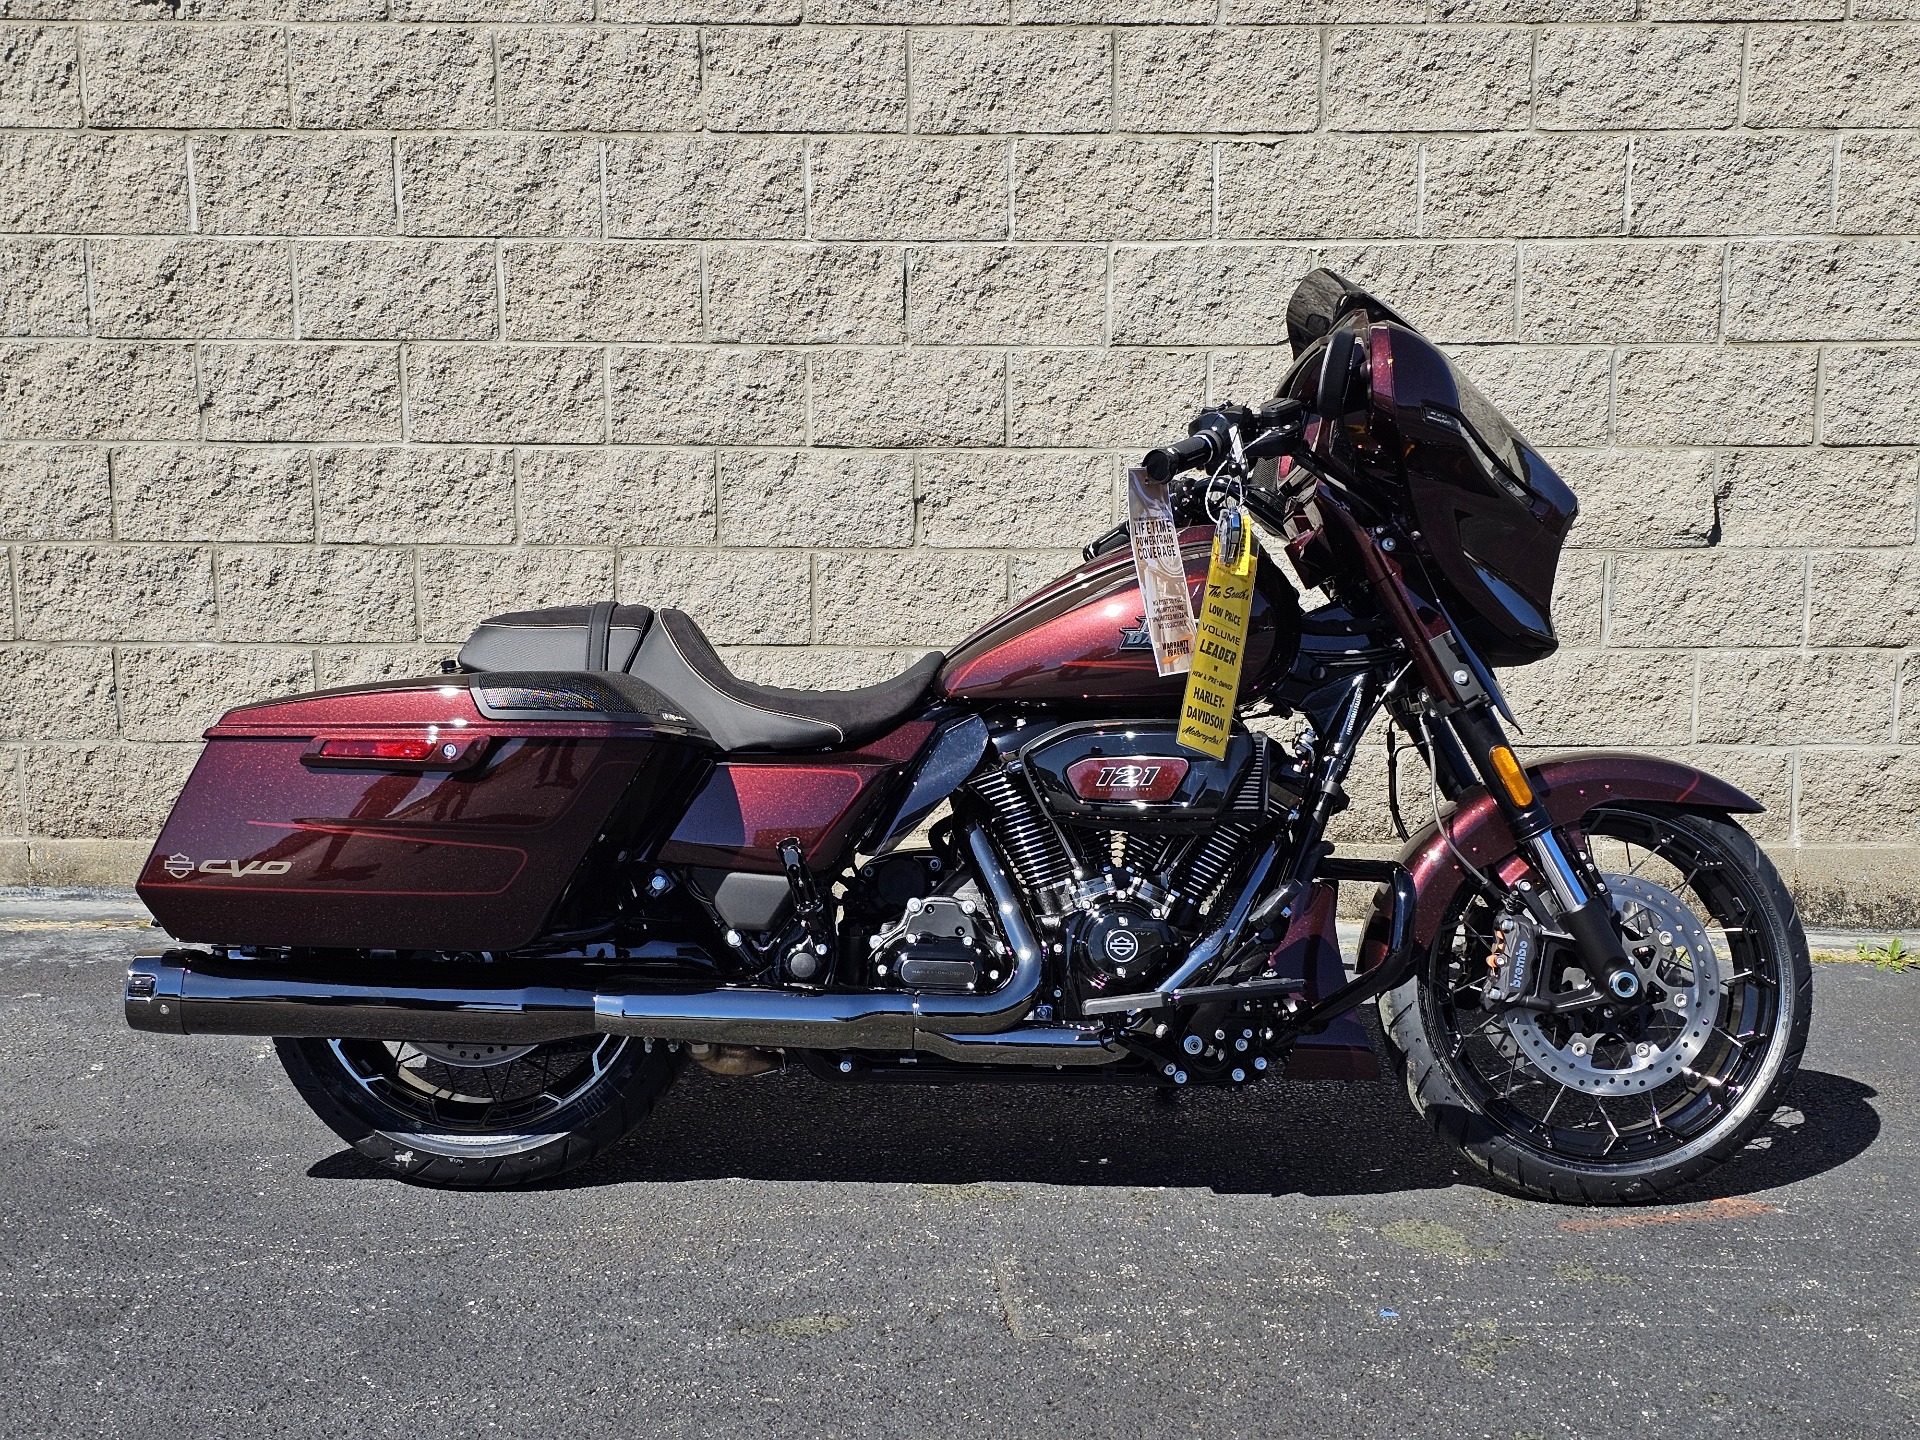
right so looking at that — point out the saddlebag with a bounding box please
[137,673,711,953]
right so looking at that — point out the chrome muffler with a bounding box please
[125,824,1122,1066]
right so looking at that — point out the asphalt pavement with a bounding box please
[1,892,1915,1439]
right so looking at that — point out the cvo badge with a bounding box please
[161,855,294,879]
[162,853,193,879]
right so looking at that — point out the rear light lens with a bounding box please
[318,738,438,762]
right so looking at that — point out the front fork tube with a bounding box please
[1447,705,1643,1002]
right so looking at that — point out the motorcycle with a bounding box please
[125,270,1811,1202]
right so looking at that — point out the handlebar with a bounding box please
[1140,399,1305,484]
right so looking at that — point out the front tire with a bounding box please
[1385,806,1812,1205]
[276,1034,679,1189]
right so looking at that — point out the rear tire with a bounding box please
[1385,807,1812,1205]
[276,1034,679,1189]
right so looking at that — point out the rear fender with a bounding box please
[1357,751,1762,972]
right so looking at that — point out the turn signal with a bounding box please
[1490,745,1534,807]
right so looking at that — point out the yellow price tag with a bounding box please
[1177,507,1256,761]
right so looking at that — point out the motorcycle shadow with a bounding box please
[311,1065,1877,1201]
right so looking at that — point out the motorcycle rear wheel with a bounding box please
[1383,805,1812,1205]
[276,1033,680,1189]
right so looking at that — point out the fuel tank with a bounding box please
[939,528,1301,706]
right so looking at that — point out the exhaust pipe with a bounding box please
[126,823,1118,1063]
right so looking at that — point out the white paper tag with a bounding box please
[1126,466,1195,677]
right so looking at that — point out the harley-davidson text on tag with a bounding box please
[1126,467,1195,677]
[1177,506,1256,761]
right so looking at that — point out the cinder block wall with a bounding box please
[2,5,1916,923]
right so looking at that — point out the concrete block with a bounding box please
[519,447,716,546]
[1421,136,1627,238]
[1797,749,1920,845]
[706,246,904,345]
[0,25,80,127]
[1614,346,1817,446]
[313,644,452,689]
[91,238,292,341]
[0,134,187,234]
[298,240,497,342]
[1219,139,1421,241]
[1747,26,1920,128]
[315,446,515,544]
[1442,344,1612,446]
[919,452,1111,549]
[1631,135,1832,237]
[1786,844,1920,930]
[1012,139,1210,242]
[0,342,198,441]
[701,26,906,133]
[1607,551,1805,649]
[502,242,702,343]
[1111,246,1309,347]
[912,28,1110,135]
[1118,27,1319,133]
[907,246,1106,345]
[1536,25,1743,130]
[1718,449,1919,548]
[0,446,111,540]
[1809,552,1920,648]
[716,645,940,689]
[1316,243,1518,342]
[194,136,396,237]
[0,238,87,337]
[405,344,604,445]
[115,645,315,742]
[1551,549,1607,648]
[810,349,1005,448]
[1551,449,1720,550]
[1010,547,1093,599]
[17,544,216,642]
[399,136,601,239]
[605,137,806,240]
[417,546,614,642]
[814,550,1008,646]
[200,343,401,443]
[1522,242,1723,342]
[1837,134,1920,236]
[1688,744,1792,841]
[1326,27,1532,132]
[810,139,1010,242]
[619,547,811,645]
[1008,348,1207,449]
[113,446,314,542]
[1727,241,1920,343]
[608,347,807,445]
[1697,650,1899,744]
[22,743,199,841]
[83,23,287,128]
[717,451,914,547]
[1501,648,1696,746]
[1824,348,1920,446]
[290,24,493,130]
[0,646,117,742]
[497,25,701,131]
[218,544,417,642]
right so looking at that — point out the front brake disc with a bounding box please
[1504,873,1725,1097]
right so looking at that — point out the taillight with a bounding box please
[318,738,439,762]
[302,734,484,770]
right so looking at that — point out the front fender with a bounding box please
[1358,751,1762,971]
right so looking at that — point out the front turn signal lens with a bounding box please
[1490,745,1534,807]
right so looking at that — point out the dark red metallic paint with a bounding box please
[658,720,935,875]
[1264,882,1378,1081]
[139,679,705,953]
[938,528,1297,707]
[1355,752,1763,973]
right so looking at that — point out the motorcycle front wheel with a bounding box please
[276,1033,680,1188]
[1382,804,1812,1205]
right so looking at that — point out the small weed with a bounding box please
[1856,938,1919,973]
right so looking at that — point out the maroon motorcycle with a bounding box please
[127,271,1811,1202]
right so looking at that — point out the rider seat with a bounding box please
[457,603,944,752]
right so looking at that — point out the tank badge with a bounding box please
[1119,614,1151,650]
[162,853,193,879]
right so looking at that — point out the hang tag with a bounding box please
[1177,502,1257,761]
[1126,466,1195,677]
